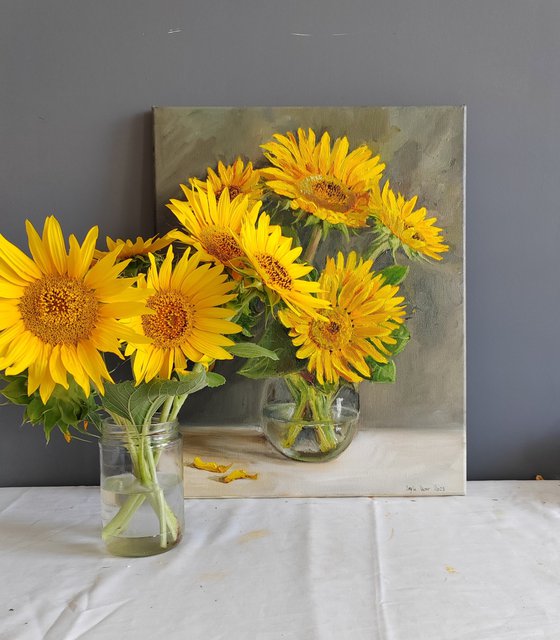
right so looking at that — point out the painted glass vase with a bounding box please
[99,418,184,557]
[261,373,359,462]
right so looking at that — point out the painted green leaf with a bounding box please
[368,360,396,383]
[388,324,411,356]
[379,265,409,286]
[227,343,279,360]
[238,320,304,379]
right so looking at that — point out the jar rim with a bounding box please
[100,416,179,442]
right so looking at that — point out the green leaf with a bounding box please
[227,343,279,360]
[379,265,409,286]
[337,222,350,243]
[206,372,226,388]
[304,214,321,227]
[100,380,136,422]
[368,360,396,383]
[100,366,211,426]
[0,376,29,405]
[388,324,411,356]
[59,401,79,426]
[42,406,62,432]
[238,320,304,379]
[25,396,45,422]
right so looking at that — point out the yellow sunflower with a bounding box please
[278,251,406,385]
[0,216,150,402]
[370,182,449,261]
[261,127,385,228]
[190,157,263,203]
[239,213,329,316]
[94,234,174,261]
[167,185,259,269]
[124,246,241,383]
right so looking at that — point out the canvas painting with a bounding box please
[153,106,465,498]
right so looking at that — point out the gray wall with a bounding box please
[1,0,559,485]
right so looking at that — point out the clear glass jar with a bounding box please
[261,374,360,462]
[99,418,184,557]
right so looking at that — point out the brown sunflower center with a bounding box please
[142,290,195,348]
[403,223,424,243]
[299,175,356,213]
[310,309,353,351]
[200,226,243,263]
[255,253,293,290]
[19,275,99,345]
[216,186,242,200]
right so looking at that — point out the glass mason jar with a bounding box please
[261,373,360,462]
[99,418,184,557]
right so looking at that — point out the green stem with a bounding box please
[280,374,339,454]
[310,389,337,453]
[101,418,180,548]
[303,225,322,265]
[169,392,189,422]
[145,438,167,548]
[281,374,312,448]
[101,493,146,540]
[159,396,174,424]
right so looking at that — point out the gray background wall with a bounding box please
[1,0,559,485]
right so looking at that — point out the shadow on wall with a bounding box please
[107,111,156,238]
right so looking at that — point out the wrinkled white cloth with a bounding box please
[0,482,559,640]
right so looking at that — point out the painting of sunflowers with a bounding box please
[154,106,465,497]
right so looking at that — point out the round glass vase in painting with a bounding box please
[261,373,360,462]
[99,418,184,557]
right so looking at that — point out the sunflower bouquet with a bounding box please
[0,217,275,553]
[166,127,448,461]
[0,124,448,550]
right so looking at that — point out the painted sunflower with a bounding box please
[370,182,449,261]
[94,234,174,261]
[278,251,406,385]
[0,216,150,402]
[261,128,385,228]
[167,185,259,269]
[124,246,241,383]
[190,157,263,203]
[239,213,329,316]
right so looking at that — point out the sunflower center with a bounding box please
[142,290,195,348]
[19,275,99,345]
[200,226,243,263]
[403,223,424,243]
[255,253,293,290]
[309,310,353,351]
[216,186,241,200]
[299,175,356,213]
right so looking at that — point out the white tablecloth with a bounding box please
[0,481,559,640]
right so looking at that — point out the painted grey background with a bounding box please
[1,0,559,485]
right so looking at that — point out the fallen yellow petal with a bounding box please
[192,456,232,473]
[221,469,258,483]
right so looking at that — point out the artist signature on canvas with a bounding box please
[405,484,447,493]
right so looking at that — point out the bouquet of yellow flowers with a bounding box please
[0,126,448,552]
[0,217,275,555]
[166,127,448,461]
